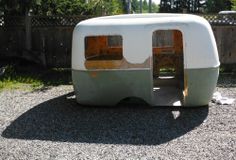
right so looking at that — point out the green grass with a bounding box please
[0,63,72,92]
[0,78,43,91]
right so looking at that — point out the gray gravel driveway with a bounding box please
[0,74,236,160]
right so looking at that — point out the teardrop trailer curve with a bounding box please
[72,14,220,106]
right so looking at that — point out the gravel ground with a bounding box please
[0,75,236,160]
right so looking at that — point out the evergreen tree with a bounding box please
[206,0,232,13]
[159,0,214,13]
[143,0,149,11]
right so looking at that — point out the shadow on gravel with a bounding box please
[2,92,208,145]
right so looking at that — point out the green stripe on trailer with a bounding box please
[184,67,219,106]
[72,69,152,106]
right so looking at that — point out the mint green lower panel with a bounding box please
[72,67,219,106]
[184,67,219,106]
[72,70,152,106]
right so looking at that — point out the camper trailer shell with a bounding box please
[72,14,220,106]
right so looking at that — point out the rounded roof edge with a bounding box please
[77,13,209,26]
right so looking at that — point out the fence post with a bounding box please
[25,15,32,51]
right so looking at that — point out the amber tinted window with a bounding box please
[152,30,173,47]
[85,35,123,60]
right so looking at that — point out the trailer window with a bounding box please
[85,35,123,60]
[152,29,184,82]
[153,30,173,48]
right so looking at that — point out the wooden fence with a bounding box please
[0,14,236,67]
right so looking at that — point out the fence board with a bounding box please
[0,15,236,67]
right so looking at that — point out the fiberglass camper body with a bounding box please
[72,14,220,106]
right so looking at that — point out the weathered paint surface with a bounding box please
[72,14,220,107]
[184,67,219,106]
[73,67,219,106]
[72,69,152,106]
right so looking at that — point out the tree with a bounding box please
[87,0,124,15]
[142,0,149,11]
[124,0,159,13]
[0,0,125,16]
[131,0,139,13]
[0,0,33,15]
[206,0,232,13]
[232,0,236,10]
[151,2,159,13]
[159,0,172,12]
[159,0,205,13]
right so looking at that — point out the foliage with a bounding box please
[0,63,71,91]
[0,0,43,15]
[231,0,236,10]
[205,0,232,13]
[87,0,124,16]
[0,0,125,16]
[159,0,233,13]
[159,0,205,13]
[151,2,159,13]
[0,0,235,15]
[131,0,159,13]
[131,0,139,13]
[0,0,158,16]
[32,0,88,15]
[142,0,149,11]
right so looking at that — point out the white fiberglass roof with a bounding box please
[78,13,208,26]
[72,13,220,70]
